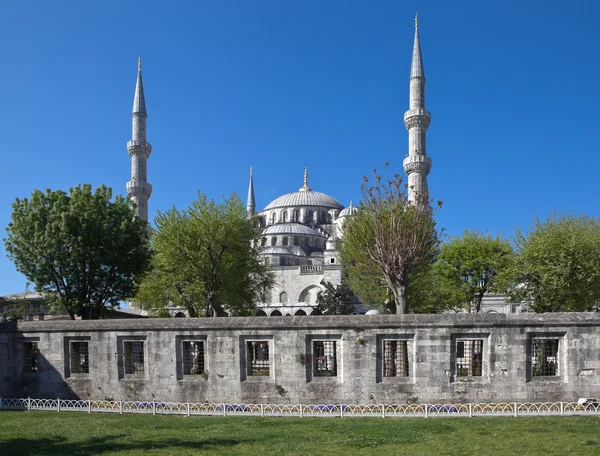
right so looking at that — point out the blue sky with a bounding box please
[1,1,598,296]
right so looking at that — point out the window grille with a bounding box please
[23,342,38,372]
[532,339,559,376]
[183,341,205,375]
[70,341,89,374]
[383,340,409,377]
[124,341,144,375]
[456,339,483,377]
[247,341,270,376]
[313,341,337,377]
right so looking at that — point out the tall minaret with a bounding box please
[403,14,432,204]
[126,57,153,222]
[246,166,256,217]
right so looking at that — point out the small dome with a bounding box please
[261,247,290,255]
[338,201,357,217]
[365,309,381,315]
[264,191,344,211]
[262,223,324,237]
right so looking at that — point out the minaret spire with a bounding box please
[403,14,432,204]
[247,166,256,217]
[126,57,153,222]
[299,166,311,192]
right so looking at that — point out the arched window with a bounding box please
[270,212,276,224]
[295,309,307,316]
[265,257,270,266]
[295,210,300,222]
[308,210,314,224]
[255,310,267,316]
[293,237,299,246]
[280,292,289,304]
[282,211,288,223]
[270,310,282,316]
[271,237,277,246]
[282,237,288,246]
[261,237,267,246]
[327,213,332,223]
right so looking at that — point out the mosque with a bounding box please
[125,17,516,316]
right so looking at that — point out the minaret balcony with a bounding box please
[127,140,152,158]
[403,155,432,175]
[403,109,431,130]
[126,181,153,199]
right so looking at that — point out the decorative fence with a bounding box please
[1,398,600,418]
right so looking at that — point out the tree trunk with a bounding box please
[392,282,409,315]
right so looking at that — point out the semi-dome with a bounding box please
[262,223,324,237]
[261,247,290,255]
[264,191,343,211]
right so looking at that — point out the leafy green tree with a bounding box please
[435,231,514,313]
[340,166,441,314]
[312,282,355,315]
[135,192,273,317]
[407,265,463,314]
[509,212,600,312]
[4,185,151,319]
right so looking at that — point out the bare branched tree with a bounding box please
[341,164,441,314]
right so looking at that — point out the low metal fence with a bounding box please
[1,398,599,418]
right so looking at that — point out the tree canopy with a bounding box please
[508,212,600,312]
[312,281,355,315]
[340,166,441,314]
[4,185,151,319]
[435,231,514,313]
[134,192,273,317]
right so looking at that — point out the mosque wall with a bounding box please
[2,314,599,404]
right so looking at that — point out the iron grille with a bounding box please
[23,342,38,372]
[383,340,409,377]
[70,341,89,374]
[532,339,559,376]
[247,341,270,376]
[313,341,337,377]
[456,340,483,377]
[124,341,144,375]
[183,341,205,375]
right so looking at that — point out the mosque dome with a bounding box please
[264,191,343,211]
[262,223,324,237]
[261,247,291,255]
[338,201,357,217]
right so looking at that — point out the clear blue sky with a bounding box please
[1,1,598,296]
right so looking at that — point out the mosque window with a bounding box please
[308,210,314,224]
[270,212,276,224]
[124,341,145,375]
[23,341,38,373]
[327,213,332,223]
[455,339,483,378]
[261,238,267,246]
[531,338,560,377]
[282,237,288,246]
[182,340,205,375]
[69,341,90,374]
[271,237,277,246]
[330,258,335,264]
[265,257,270,266]
[282,211,288,223]
[280,292,289,304]
[295,210,300,222]
[383,340,409,377]
[247,341,270,376]
[313,341,337,377]
[293,237,299,246]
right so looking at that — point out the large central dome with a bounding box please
[264,191,343,210]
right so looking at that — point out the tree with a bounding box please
[134,192,273,317]
[508,212,600,312]
[435,231,514,313]
[340,166,441,314]
[4,185,151,319]
[312,282,355,315]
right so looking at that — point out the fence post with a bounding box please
[424,404,428,418]
[57,398,61,413]
[260,403,264,417]
[382,404,385,418]
[88,399,91,413]
[514,402,518,418]
[299,404,302,418]
[223,403,227,417]
[27,397,31,411]
[469,403,472,418]
[340,404,343,418]
[152,401,156,416]
[560,402,564,416]
[119,400,123,415]
[0,398,3,411]
[187,402,190,417]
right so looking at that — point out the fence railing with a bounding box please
[1,398,599,418]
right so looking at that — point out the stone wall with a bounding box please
[1,313,599,404]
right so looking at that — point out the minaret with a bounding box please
[247,166,256,217]
[403,14,432,204]
[126,57,153,222]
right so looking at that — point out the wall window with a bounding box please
[282,237,288,246]
[293,237,299,246]
[247,341,270,376]
[279,291,289,304]
[383,340,409,377]
[124,341,144,375]
[295,210,300,222]
[183,341,205,375]
[456,339,483,377]
[261,237,267,246]
[270,212,276,224]
[271,237,277,246]
[308,210,314,224]
[532,338,559,376]
[282,211,288,223]
[313,340,337,377]
[23,342,38,373]
[70,341,89,374]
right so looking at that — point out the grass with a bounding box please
[1,411,600,455]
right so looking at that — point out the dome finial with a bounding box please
[415,12,418,29]
[138,56,142,70]
[299,166,311,192]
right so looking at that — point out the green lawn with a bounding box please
[1,411,600,455]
